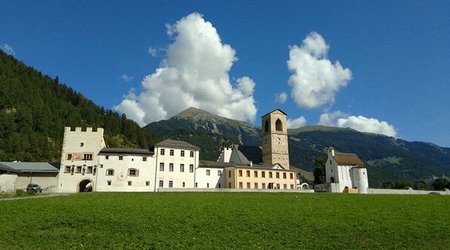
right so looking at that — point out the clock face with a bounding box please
[274,135,284,145]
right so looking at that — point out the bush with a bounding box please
[15,189,26,197]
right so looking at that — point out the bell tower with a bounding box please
[261,109,290,169]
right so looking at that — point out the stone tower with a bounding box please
[261,109,290,169]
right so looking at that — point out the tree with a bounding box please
[432,177,450,191]
[313,156,326,184]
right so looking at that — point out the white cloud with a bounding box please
[287,32,352,109]
[115,12,257,126]
[319,111,397,137]
[120,74,133,82]
[148,46,165,57]
[0,44,15,56]
[275,92,288,104]
[287,116,307,129]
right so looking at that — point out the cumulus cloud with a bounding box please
[287,32,352,109]
[115,12,257,126]
[0,44,15,56]
[319,111,397,137]
[275,92,288,104]
[287,116,307,129]
[120,74,133,82]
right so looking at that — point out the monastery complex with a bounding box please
[1,109,371,194]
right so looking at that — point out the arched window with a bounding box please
[128,168,139,177]
[275,119,283,131]
[264,120,269,133]
[106,169,114,176]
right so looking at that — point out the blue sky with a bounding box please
[1,1,449,147]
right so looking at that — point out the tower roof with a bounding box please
[261,108,287,118]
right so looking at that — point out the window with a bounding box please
[283,184,287,189]
[146,181,150,186]
[228,170,231,178]
[218,170,222,176]
[206,170,210,176]
[67,154,72,160]
[63,166,70,173]
[262,171,265,178]
[207,183,210,188]
[181,150,185,157]
[160,162,164,171]
[283,173,287,179]
[107,180,111,186]
[229,182,232,188]
[119,156,123,160]
[143,157,147,162]
[182,182,185,187]
[195,183,198,188]
[276,172,280,179]
[128,181,132,186]
[169,163,174,172]
[239,170,243,177]
[190,151,194,157]
[160,149,165,155]
[83,154,93,160]
[290,173,294,179]
[255,183,258,189]
[169,181,173,188]
[189,164,194,173]
[275,118,283,131]
[105,155,109,160]
[80,142,84,147]
[330,160,332,165]
[159,180,164,187]
[290,184,294,189]
[128,168,138,177]
[170,149,174,156]
[262,183,266,189]
[246,170,250,177]
[76,166,82,173]
[269,172,273,178]
[239,182,243,189]
[87,166,93,174]
[247,182,251,188]
[180,164,185,172]
[254,171,258,178]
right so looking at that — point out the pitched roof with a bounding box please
[0,162,59,173]
[261,108,287,118]
[155,139,200,151]
[333,153,364,166]
[99,148,154,155]
[236,145,262,164]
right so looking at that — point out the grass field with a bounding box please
[1,192,449,249]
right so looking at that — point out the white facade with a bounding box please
[57,127,105,193]
[154,140,199,190]
[325,148,369,193]
[96,149,157,192]
[195,167,225,188]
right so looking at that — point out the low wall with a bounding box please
[159,188,315,193]
[367,188,450,195]
[0,174,17,192]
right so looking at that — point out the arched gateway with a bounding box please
[79,179,93,192]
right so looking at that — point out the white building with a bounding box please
[97,148,156,192]
[153,139,199,189]
[57,127,105,193]
[324,147,369,193]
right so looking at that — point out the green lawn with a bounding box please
[1,192,449,249]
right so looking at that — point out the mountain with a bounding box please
[0,51,157,162]
[145,107,450,187]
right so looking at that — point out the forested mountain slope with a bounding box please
[0,51,157,162]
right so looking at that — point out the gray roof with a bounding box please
[0,162,59,173]
[99,148,154,155]
[155,139,200,151]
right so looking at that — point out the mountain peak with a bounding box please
[174,107,214,119]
